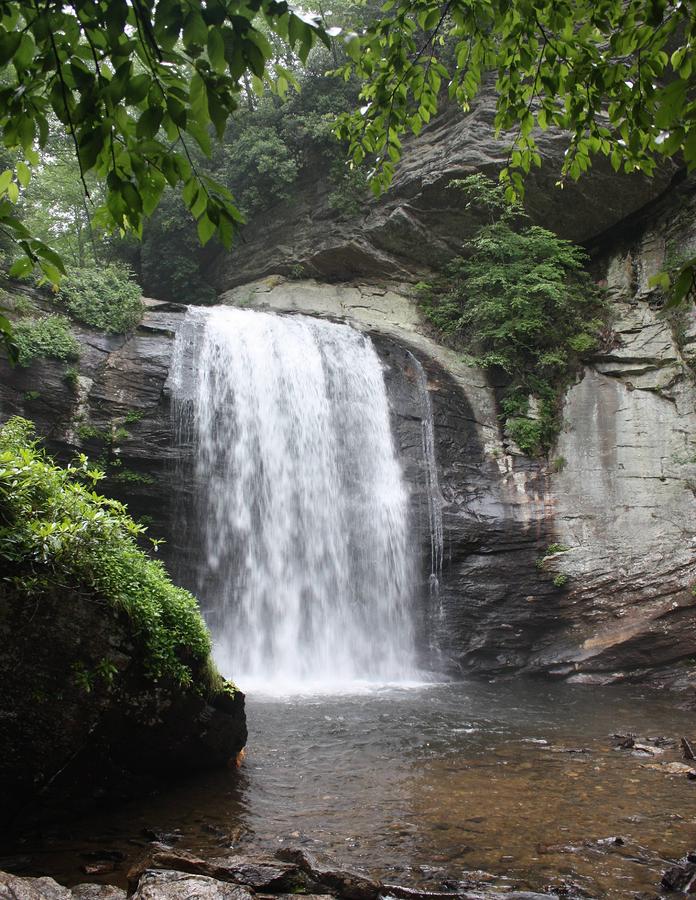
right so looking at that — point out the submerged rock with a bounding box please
[275,847,380,900]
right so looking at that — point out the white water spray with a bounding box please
[171,306,418,689]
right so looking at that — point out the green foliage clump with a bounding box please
[0,417,213,687]
[60,264,142,333]
[64,367,80,392]
[546,543,570,555]
[13,315,80,367]
[76,423,108,442]
[551,456,567,473]
[418,176,607,456]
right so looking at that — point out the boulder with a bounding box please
[127,851,301,894]
[131,870,254,900]
[275,847,380,900]
[0,582,246,822]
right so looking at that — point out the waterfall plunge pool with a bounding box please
[5,308,692,897]
[5,679,695,899]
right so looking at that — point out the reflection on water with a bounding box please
[4,681,695,898]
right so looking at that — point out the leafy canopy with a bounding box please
[336,0,696,301]
[338,0,696,187]
[0,0,330,283]
[418,176,606,456]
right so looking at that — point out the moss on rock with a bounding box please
[0,416,246,822]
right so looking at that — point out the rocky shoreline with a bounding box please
[3,843,696,900]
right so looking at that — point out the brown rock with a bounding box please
[275,848,379,900]
[132,850,302,893]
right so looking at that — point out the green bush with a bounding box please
[0,417,213,687]
[418,175,607,456]
[13,315,80,366]
[60,263,142,333]
[546,543,570,554]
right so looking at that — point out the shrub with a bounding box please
[418,175,607,456]
[546,543,570,554]
[0,417,213,687]
[551,456,567,473]
[13,315,80,366]
[64,367,80,391]
[60,263,142,333]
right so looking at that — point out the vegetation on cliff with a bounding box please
[339,1,696,193]
[0,416,216,688]
[59,263,143,333]
[418,177,607,456]
[12,313,80,367]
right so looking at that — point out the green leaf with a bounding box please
[196,214,216,245]
[0,29,21,66]
[190,73,208,122]
[166,96,187,129]
[38,260,63,285]
[191,188,207,219]
[183,11,208,49]
[125,73,151,104]
[9,256,33,278]
[665,265,696,308]
[136,107,164,139]
[33,242,67,274]
[207,94,226,138]
[14,33,34,69]
[207,27,226,73]
[243,39,266,78]
[0,313,18,365]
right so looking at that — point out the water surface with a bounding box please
[7,680,695,898]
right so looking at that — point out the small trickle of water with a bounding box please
[171,306,417,689]
[409,353,444,623]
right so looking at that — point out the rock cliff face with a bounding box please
[210,97,679,289]
[1,107,694,700]
[218,271,696,692]
[0,294,247,824]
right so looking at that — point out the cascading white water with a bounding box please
[409,354,444,595]
[170,306,417,690]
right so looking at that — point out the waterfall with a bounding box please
[410,354,444,597]
[170,306,417,690]
[407,353,445,656]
